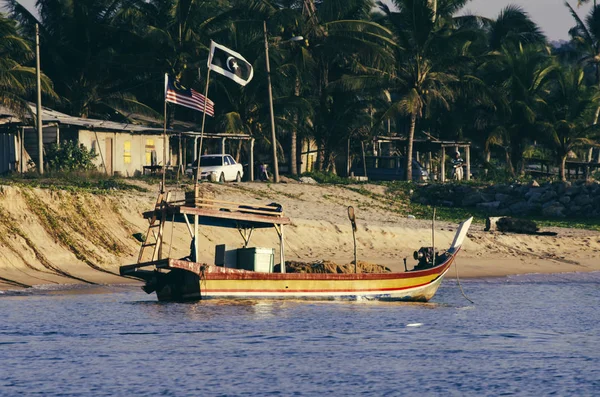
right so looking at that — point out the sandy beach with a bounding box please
[0,181,599,291]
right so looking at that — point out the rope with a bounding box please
[454,259,474,304]
[284,236,302,259]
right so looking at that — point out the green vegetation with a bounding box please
[1,172,148,193]
[1,0,599,183]
[45,142,98,172]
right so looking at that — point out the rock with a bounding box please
[539,190,558,202]
[573,194,592,206]
[565,186,581,196]
[555,181,571,195]
[526,192,542,204]
[559,196,571,205]
[299,176,317,184]
[542,200,560,209]
[477,201,501,210]
[509,201,530,215]
[542,204,566,218]
[462,192,485,206]
[495,193,512,202]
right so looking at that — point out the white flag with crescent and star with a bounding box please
[207,40,254,86]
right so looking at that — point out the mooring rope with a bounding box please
[454,259,474,304]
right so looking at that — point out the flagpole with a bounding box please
[162,91,168,194]
[194,68,212,189]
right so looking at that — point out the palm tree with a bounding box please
[540,66,600,180]
[479,43,556,176]
[375,0,460,180]
[566,2,600,123]
[302,0,395,171]
[0,13,55,120]
[6,0,156,118]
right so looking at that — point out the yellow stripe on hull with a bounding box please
[196,268,449,301]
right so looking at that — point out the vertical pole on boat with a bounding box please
[194,214,199,263]
[194,67,212,190]
[348,206,357,273]
[280,224,285,273]
[432,207,436,266]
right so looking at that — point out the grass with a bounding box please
[1,171,148,193]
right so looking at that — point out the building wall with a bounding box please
[78,130,168,177]
[0,133,17,174]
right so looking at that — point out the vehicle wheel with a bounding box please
[236,172,241,182]
[219,173,225,183]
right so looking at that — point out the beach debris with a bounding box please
[407,214,416,219]
[299,176,317,184]
[485,217,557,236]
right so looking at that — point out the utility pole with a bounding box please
[264,21,280,183]
[35,23,44,174]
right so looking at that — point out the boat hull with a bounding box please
[125,254,456,302]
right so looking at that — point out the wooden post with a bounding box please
[250,138,255,181]
[280,224,285,273]
[361,141,367,178]
[193,137,198,162]
[427,151,432,175]
[194,214,199,263]
[440,146,446,182]
[20,127,24,173]
[56,123,60,146]
[346,138,351,177]
[465,145,471,181]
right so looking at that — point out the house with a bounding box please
[0,105,169,176]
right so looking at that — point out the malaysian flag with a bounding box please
[164,74,214,116]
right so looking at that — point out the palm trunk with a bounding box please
[559,154,567,182]
[484,149,491,176]
[290,77,300,175]
[316,140,324,171]
[406,113,417,181]
[505,148,515,177]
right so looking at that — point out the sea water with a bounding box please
[1,273,599,396]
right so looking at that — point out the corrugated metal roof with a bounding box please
[0,104,168,134]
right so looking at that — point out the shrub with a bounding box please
[46,141,97,172]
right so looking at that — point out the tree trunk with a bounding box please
[316,140,324,171]
[484,149,491,176]
[560,154,567,182]
[406,113,417,181]
[505,148,515,177]
[290,77,300,175]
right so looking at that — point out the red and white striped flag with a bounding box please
[164,74,214,116]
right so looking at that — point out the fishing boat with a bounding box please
[120,189,473,302]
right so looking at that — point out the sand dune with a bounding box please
[0,181,598,290]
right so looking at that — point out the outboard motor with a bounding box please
[413,247,435,268]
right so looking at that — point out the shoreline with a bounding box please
[2,268,599,294]
[1,182,599,292]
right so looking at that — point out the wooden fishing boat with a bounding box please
[120,189,473,302]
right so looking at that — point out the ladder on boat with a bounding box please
[137,192,169,264]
